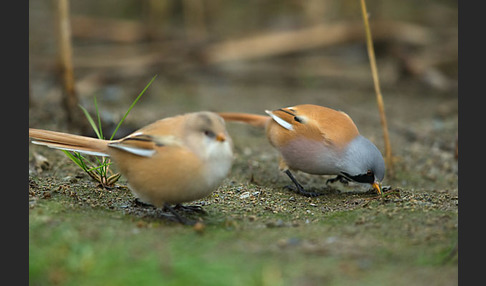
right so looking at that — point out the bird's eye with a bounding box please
[366,170,373,176]
[204,130,216,138]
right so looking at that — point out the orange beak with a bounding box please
[216,133,226,142]
[372,182,382,196]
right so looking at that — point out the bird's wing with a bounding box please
[265,109,294,130]
[268,105,359,147]
[301,106,359,147]
[108,133,183,157]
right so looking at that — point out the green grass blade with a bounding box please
[86,161,113,173]
[61,75,156,187]
[94,96,104,140]
[79,104,102,139]
[94,156,111,176]
[62,150,89,171]
[109,75,157,140]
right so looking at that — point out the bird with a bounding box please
[29,111,234,224]
[218,104,385,197]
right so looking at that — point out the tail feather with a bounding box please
[29,128,110,156]
[217,112,270,128]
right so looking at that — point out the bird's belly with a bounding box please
[280,139,341,175]
[113,148,227,207]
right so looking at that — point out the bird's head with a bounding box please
[338,135,385,195]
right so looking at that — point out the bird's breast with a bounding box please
[203,141,233,189]
[279,137,342,175]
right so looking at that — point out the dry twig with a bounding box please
[203,20,431,64]
[55,0,86,129]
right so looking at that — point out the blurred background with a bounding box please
[29,0,458,188]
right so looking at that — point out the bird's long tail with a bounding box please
[217,112,270,128]
[29,128,110,156]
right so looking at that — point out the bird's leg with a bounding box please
[326,175,350,185]
[174,204,207,214]
[162,203,196,225]
[283,170,322,197]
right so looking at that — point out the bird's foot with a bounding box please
[133,198,155,208]
[174,204,207,215]
[161,204,200,225]
[326,175,349,185]
[284,184,322,197]
[283,169,323,197]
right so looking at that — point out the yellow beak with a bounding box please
[372,182,382,196]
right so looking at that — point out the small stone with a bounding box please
[239,192,250,199]
[193,222,206,234]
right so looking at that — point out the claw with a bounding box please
[283,170,322,197]
[163,204,197,225]
[174,204,207,214]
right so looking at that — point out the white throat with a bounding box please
[202,140,233,188]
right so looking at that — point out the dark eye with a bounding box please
[204,130,216,138]
[366,170,373,176]
[294,116,303,123]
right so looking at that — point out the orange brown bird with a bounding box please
[218,104,385,196]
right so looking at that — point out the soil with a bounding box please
[28,59,458,284]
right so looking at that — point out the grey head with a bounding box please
[337,135,385,186]
[182,111,234,159]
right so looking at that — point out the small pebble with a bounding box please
[193,222,206,234]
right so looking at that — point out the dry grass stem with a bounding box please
[360,0,394,174]
[55,0,85,129]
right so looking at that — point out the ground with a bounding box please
[28,57,458,284]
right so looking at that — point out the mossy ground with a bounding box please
[29,98,458,285]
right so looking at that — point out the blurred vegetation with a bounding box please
[29,0,457,137]
[29,0,457,96]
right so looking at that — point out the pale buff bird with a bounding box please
[29,111,234,223]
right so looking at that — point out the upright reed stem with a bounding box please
[360,0,394,173]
